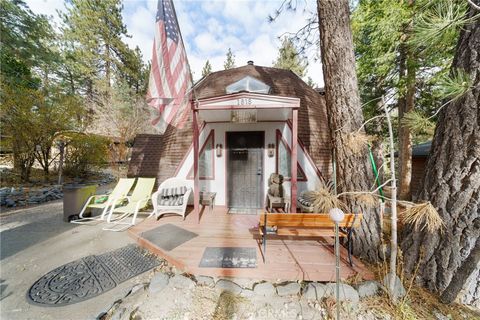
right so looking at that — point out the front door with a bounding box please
[227,132,264,209]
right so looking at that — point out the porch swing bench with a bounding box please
[253,212,363,266]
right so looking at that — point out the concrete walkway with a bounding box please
[0,201,152,320]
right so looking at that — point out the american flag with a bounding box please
[147,0,192,133]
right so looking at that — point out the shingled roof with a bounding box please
[129,64,332,184]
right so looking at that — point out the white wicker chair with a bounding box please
[152,178,192,220]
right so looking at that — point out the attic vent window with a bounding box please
[226,76,270,94]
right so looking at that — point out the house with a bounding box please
[128,62,332,213]
[411,140,431,196]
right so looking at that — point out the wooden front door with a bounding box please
[227,132,264,209]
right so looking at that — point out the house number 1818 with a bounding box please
[237,98,252,105]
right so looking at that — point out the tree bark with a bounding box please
[317,0,382,262]
[401,6,480,305]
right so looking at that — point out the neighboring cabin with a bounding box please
[411,141,431,197]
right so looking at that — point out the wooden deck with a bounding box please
[129,207,374,282]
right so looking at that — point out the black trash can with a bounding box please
[63,184,97,222]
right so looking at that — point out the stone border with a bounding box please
[99,260,401,320]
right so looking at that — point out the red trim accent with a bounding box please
[193,109,200,222]
[286,120,324,180]
[275,129,307,182]
[187,129,215,180]
[291,109,298,213]
[196,93,300,111]
[173,122,207,177]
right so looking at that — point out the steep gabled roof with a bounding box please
[129,64,332,183]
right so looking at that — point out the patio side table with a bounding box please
[199,192,216,214]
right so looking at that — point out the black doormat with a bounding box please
[199,247,257,268]
[27,244,159,306]
[141,223,198,251]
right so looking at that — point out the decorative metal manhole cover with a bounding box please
[27,244,159,306]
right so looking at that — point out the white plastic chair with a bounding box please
[152,178,192,220]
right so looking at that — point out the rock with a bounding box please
[169,274,195,289]
[5,198,15,207]
[356,281,380,298]
[128,283,147,297]
[276,282,301,297]
[253,282,276,296]
[325,283,360,303]
[240,289,255,298]
[149,273,169,294]
[215,279,242,295]
[195,275,215,287]
[303,283,328,300]
[382,273,406,300]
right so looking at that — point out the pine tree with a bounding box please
[223,48,236,70]
[317,0,382,261]
[60,0,137,93]
[201,60,212,77]
[273,38,307,77]
[402,2,480,305]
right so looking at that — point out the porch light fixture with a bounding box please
[267,143,275,157]
[216,144,223,157]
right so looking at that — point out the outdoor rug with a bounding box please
[141,223,198,251]
[27,244,159,306]
[228,208,261,215]
[199,247,257,268]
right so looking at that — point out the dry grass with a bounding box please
[211,291,246,320]
[401,202,444,233]
[344,132,374,155]
[303,181,347,212]
[350,193,378,208]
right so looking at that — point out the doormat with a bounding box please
[27,244,159,306]
[141,223,198,251]
[199,247,257,268]
[228,208,261,215]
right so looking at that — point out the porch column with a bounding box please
[291,108,298,213]
[193,104,200,222]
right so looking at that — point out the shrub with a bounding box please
[64,134,109,177]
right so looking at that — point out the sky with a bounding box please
[25,0,324,86]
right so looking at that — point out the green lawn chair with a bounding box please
[103,177,156,232]
[71,178,135,224]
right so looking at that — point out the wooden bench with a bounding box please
[253,213,363,265]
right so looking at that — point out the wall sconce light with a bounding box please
[268,143,275,157]
[216,144,223,157]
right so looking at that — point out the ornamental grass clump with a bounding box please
[401,202,444,233]
[303,181,347,212]
[344,132,374,155]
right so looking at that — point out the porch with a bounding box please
[129,207,374,282]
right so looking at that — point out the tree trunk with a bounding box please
[317,0,382,262]
[401,6,480,305]
[398,3,416,201]
[398,52,415,200]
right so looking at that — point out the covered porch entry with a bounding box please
[191,92,300,218]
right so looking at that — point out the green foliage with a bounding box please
[402,110,435,136]
[435,68,473,101]
[202,60,212,77]
[223,48,236,70]
[410,0,472,49]
[60,0,146,95]
[352,0,465,139]
[273,37,307,77]
[64,134,109,176]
